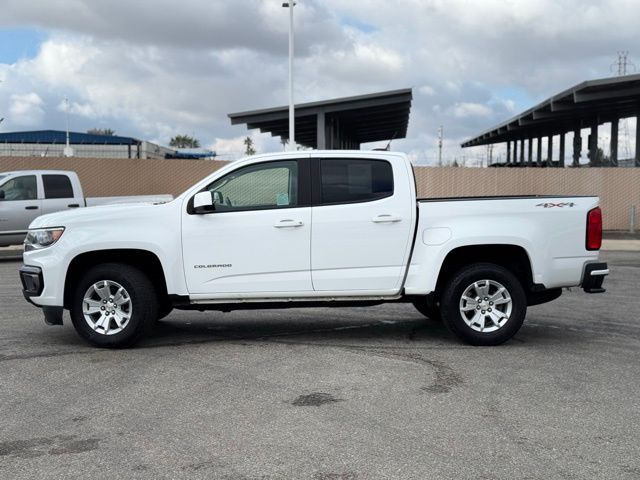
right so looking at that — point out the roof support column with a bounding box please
[327,116,335,149]
[636,112,640,167]
[536,137,542,165]
[506,141,511,164]
[572,129,581,166]
[547,135,553,165]
[610,118,619,166]
[519,139,525,164]
[317,111,326,149]
[527,138,533,166]
[559,132,566,168]
[588,120,598,166]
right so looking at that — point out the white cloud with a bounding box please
[452,102,493,118]
[8,92,45,126]
[1,0,640,164]
[418,85,436,96]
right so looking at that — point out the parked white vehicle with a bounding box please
[0,170,172,247]
[19,151,608,347]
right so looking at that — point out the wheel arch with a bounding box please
[63,249,168,309]
[434,244,537,298]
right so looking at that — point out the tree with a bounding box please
[244,136,256,155]
[588,147,610,167]
[87,128,115,136]
[169,135,200,148]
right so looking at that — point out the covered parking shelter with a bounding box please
[228,88,412,150]
[461,74,640,167]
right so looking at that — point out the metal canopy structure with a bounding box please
[228,88,412,149]
[461,74,640,167]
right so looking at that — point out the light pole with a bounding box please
[63,96,74,157]
[283,1,296,150]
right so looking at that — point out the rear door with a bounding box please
[41,174,81,215]
[310,155,415,293]
[0,174,42,245]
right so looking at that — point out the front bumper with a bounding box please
[581,262,609,293]
[19,265,63,325]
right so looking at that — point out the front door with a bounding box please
[182,158,313,296]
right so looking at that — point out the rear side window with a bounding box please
[43,175,74,199]
[320,159,393,205]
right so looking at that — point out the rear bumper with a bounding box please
[581,262,608,293]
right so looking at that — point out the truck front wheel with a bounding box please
[412,296,442,322]
[70,263,158,348]
[440,263,526,346]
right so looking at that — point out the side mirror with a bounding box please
[193,191,215,214]
[0,190,4,200]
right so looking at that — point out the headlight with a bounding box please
[24,228,65,252]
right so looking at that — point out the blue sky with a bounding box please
[340,16,377,34]
[0,27,44,64]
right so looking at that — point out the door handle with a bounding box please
[68,204,80,208]
[273,219,304,228]
[25,206,39,210]
[372,214,402,223]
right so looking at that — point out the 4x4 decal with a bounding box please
[536,202,576,208]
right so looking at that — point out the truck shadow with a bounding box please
[142,312,458,349]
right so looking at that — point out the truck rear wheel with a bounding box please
[70,263,157,348]
[440,263,526,346]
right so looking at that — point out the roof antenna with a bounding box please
[374,131,398,151]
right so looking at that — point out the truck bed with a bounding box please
[417,195,593,202]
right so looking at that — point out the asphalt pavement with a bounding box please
[0,251,639,479]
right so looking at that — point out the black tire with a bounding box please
[412,297,442,322]
[70,263,158,348]
[156,303,174,322]
[440,263,526,346]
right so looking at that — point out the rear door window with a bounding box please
[43,174,74,199]
[319,158,393,205]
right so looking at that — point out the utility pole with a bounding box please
[437,125,443,166]
[283,1,296,150]
[611,51,635,76]
[610,52,636,162]
[487,144,494,166]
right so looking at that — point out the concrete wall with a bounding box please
[1,156,638,230]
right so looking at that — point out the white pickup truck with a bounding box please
[19,151,608,348]
[0,170,172,247]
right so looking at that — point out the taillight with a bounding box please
[586,207,602,251]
